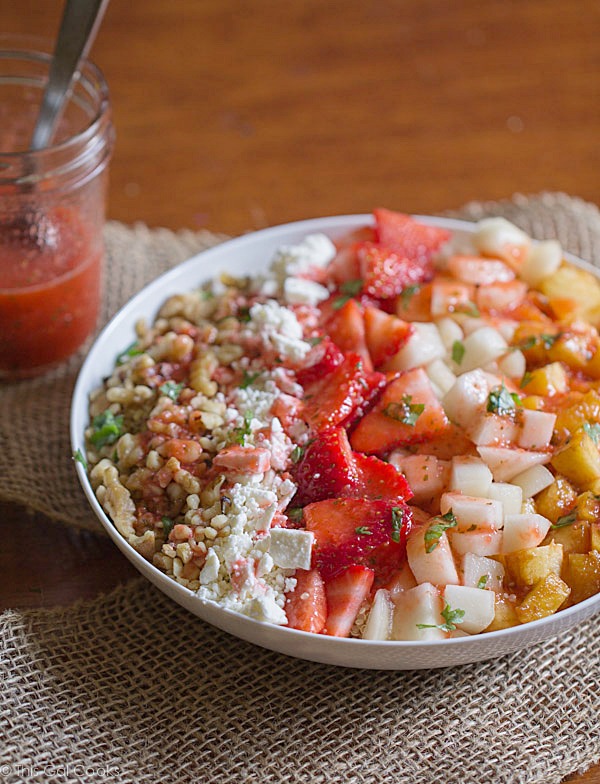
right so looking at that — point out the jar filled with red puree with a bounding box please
[0,36,114,379]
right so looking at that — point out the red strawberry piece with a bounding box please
[373,208,450,262]
[304,498,412,583]
[350,367,449,454]
[326,298,373,371]
[302,352,375,433]
[285,568,327,634]
[353,452,413,503]
[296,338,344,387]
[363,305,413,367]
[343,367,387,427]
[323,565,374,637]
[357,241,434,300]
[292,428,359,507]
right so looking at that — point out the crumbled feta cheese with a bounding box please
[247,299,311,362]
[284,277,330,306]
[272,233,337,281]
[199,548,220,585]
[268,528,314,570]
[242,596,288,625]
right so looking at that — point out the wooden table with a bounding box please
[3,3,599,781]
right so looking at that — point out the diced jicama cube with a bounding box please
[406,524,460,586]
[430,279,475,317]
[448,629,471,638]
[362,589,393,641]
[493,318,518,343]
[462,553,505,592]
[450,527,503,557]
[449,455,493,498]
[440,492,503,531]
[395,454,449,506]
[443,584,496,634]
[426,359,456,397]
[475,280,527,312]
[443,369,500,428]
[460,327,508,373]
[391,583,445,641]
[386,561,418,601]
[501,513,552,553]
[486,482,523,517]
[520,240,563,287]
[517,409,556,450]
[472,217,531,264]
[498,349,526,379]
[436,316,464,351]
[447,254,516,285]
[511,464,554,499]
[385,322,445,371]
[477,445,552,482]
[467,413,519,446]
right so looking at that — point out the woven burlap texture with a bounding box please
[1,193,600,784]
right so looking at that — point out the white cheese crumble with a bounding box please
[268,528,314,570]
[247,299,311,362]
[283,277,330,306]
[271,233,337,281]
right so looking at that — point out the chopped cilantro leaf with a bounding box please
[486,383,520,417]
[162,517,175,538]
[290,445,304,464]
[286,507,304,524]
[400,284,420,309]
[159,380,184,401]
[424,510,457,553]
[452,340,465,365]
[355,526,373,536]
[332,279,363,309]
[116,341,143,365]
[457,301,480,317]
[240,370,262,390]
[237,306,251,323]
[391,506,405,543]
[520,371,533,389]
[307,336,324,346]
[90,410,125,449]
[583,423,600,444]
[551,510,577,529]
[73,448,88,471]
[477,575,489,590]
[416,602,465,632]
[383,395,425,427]
[231,410,254,445]
[540,333,559,349]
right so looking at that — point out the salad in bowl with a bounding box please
[74,209,600,667]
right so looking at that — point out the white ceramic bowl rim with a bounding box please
[71,213,600,668]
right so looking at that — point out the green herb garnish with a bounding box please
[116,341,143,365]
[231,410,254,445]
[551,510,578,529]
[73,448,88,471]
[355,526,373,536]
[90,410,125,449]
[486,384,521,417]
[424,510,457,553]
[286,507,304,524]
[159,380,184,401]
[391,506,405,543]
[400,284,420,309]
[452,340,465,365]
[332,279,363,309]
[307,336,324,346]
[417,602,465,632]
[291,445,304,464]
[457,301,480,317]
[237,306,251,323]
[383,395,425,427]
[240,370,262,390]
[583,423,600,444]
[162,516,175,538]
[520,371,533,389]
[477,575,489,590]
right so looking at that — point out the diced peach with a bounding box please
[475,280,528,313]
[447,254,516,285]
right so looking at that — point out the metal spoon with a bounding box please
[30,0,110,151]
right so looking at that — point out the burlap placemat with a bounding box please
[1,193,600,783]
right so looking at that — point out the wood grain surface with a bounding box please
[2,2,599,781]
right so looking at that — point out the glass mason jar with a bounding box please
[0,35,114,379]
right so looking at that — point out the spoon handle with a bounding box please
[30,0,110,151]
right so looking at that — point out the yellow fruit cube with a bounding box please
[551,429,600,489]
[575,491,600,522]
[542,520,590,554]
[539,265,600,327]
[503,543,563,588]
[547,332,594,371]
[515,573,571,623]
[535,477,577,523]
[591,523,600,552]
[565,551,600,604]
[554,390,600,440]
[520,362,568,397]
[484,594,520,632]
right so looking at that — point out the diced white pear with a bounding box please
[449,456,493,497]
[440,492,503,531]
[391,583,445,641]
[426,359,456,397]
[511,464,554,499]
[501,513,552,553]
[462,552,505,592]
[498,349,526,379]
[442,369,500,428]
[520,240,563,287]
[442,584,496,634]
[460,327,508,373]
[476,445,551,482]
[385,322,446,371]
[486,482,523,517]
[436,316,464,351]
[387,560,418,601]
[494,319,518,342]
[468,413,519,446]
[362,589,393,641]
[472,217,531,261]
[454,315,488,335]
[406,525,460,586]
[394,454,449,505]
[517,409,556,450]
[449,527,503,557]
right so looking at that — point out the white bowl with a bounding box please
[71,214,600,669]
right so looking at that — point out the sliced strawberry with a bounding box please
[353,452,413,503]
[350,367,450,454]
[373,208,450,262]
[326,298,373,371]
[394,281,432,322]
[285,568,327,634]
[296,338,344,387]
[323,565,374,637]
[358,241,434,300]
[343,367,387,426]
[292,428,359,506]
[302,352,377,433]
[304,498,412,583]
[327,242,363,285]
[363,305,413,367]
